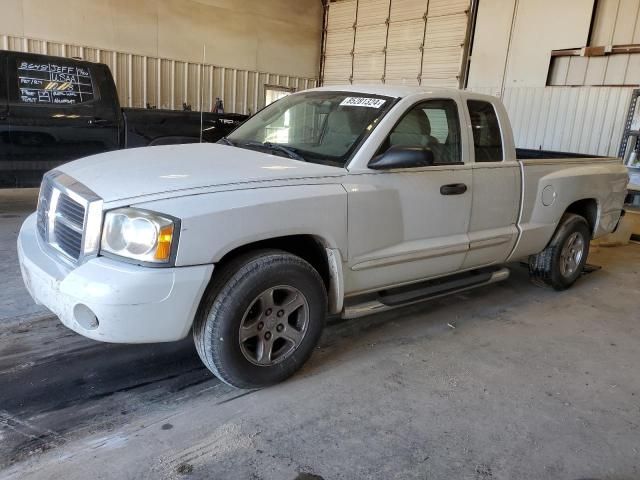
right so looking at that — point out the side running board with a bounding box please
[342,267,510,319]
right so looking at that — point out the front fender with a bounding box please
[134,184,348,267]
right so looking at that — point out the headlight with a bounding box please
[101,208,177,264]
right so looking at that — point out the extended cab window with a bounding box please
[467,100,503,162]
[13,58,96,105]
[382,99,461,164]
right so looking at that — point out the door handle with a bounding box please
[88,118,112,126]
[440,183,468,195]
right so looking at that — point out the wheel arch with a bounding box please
[564,198,598,236]
[211,234,344,314]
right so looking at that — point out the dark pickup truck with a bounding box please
[0,50,247,187]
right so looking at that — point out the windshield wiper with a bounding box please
[218,137,235,146]
[243,141,306,161]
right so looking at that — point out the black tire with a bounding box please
[528,213,591,290]
[193,249,327,389]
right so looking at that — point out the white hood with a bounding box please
[57,143,344,202]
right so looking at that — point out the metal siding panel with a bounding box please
[323,54,353,82]
[424,13,468,48]
[421,46,463,82]
[588,88,610,154]
[131,55,144,108]
[559,88,580,152]
[387,19,425,51]
[146,57,158,109]
[566,57,588,86]
[551,88,571,150]
[354,24,388,53]
[591,0,619,45]
[390,0,428,21]
[385,50,422,82]
[625,54,640,83]
[519,88,535,148]
[328,0,358,30]
[548,56,570,86]
[353,52,385,82]
[579,88,599,153]
[604,54,629,85]
[525,88,544,148]
[533,88,553,149]
[325,28,355,56]
[427,0,470,17]
[569,88,590,152]
[584,57,608,85]
[612,0,640,44]
[609,88,634,155]
[598,87,621,155]
[356,0,390,25]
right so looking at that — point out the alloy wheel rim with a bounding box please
[559,231,585,277]
[238,285,310,366]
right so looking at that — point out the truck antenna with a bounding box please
[200,44,206,143]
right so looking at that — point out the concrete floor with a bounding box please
[0,189,639,480]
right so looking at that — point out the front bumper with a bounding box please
[17,213,213,343]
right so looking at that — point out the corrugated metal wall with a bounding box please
[2,34,317,114]
[548,54,640,86]
[322,0,471,87]
[471,86,634,156]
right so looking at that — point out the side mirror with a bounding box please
[369,145,435,170]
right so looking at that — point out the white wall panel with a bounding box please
[1,33,317,114]
[490,86,635,156]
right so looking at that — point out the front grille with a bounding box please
[57,194,86,226]
[36,173,100,263]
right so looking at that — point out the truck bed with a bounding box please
[516,148,604,160]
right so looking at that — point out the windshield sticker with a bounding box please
[340,97,386,108]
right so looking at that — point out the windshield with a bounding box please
[226,91,394,166]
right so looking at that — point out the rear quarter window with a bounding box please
[467,100,503,162]
[13,58,97,106]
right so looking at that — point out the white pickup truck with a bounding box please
[18,86,628,388]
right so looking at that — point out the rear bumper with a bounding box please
[17,213,213,343]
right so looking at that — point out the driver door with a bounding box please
[344,98,473,295]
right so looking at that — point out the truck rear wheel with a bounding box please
[193,249,327,389]
[528,213,591,290]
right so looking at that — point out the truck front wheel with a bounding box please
[528,213,591,290]
[193,250,327,388]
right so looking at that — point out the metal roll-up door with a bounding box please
[323,0,357,85]
[353,0,390,84]
[322,0,471,88]
[386,0,429,85]
[421,0,470,87]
